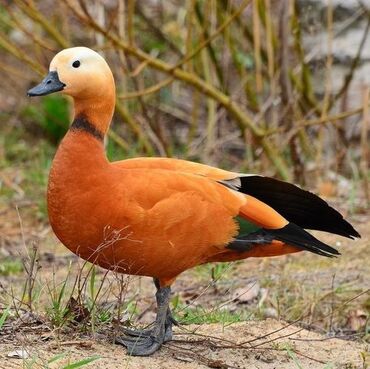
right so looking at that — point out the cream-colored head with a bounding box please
[28,47,116,134]
[49,47,114,99]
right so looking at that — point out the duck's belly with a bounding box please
[48,208,195,280]
[47,192,222,280]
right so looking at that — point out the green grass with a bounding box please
[44,263,77,330]
[193,262,236,284]
[0,306,10,330]
[41,262,139,334]
[62,356,101,369]
[21,95,70,143]
[0,258,23,276]
[176,305,252,326]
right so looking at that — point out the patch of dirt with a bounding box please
[0,319,368,369]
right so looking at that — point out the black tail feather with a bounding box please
[228,223,340,258]
[231,176,360,239]
[269,222,340,257]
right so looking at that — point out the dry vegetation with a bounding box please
[0,0,369,368]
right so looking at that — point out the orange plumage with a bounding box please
[28,47,359,356]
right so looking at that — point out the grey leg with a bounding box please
[120,278,177,343]
[119,308,175,342]
[116,285,172,356]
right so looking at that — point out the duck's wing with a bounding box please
[116,168,245,254]
[116,168,340,258]
[114,157,360,239]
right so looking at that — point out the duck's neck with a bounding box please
[72,82,116,137]
[53,82,116,169]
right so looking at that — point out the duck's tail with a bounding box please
[221,175,360,239]
[228,222,340,258]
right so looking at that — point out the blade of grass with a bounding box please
[0,306,10,330]
[48,353,67,364]
[285,346,304,369]
[62,355,101,369]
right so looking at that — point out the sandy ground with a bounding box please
[0,318,368,369]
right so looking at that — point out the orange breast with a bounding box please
[47,132,241,281]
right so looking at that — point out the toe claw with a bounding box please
[116,335,162,356]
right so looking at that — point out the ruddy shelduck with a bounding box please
[28,47,360,356]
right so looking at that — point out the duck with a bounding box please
[27,47,360,356]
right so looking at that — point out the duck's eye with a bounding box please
[72,60,81,68]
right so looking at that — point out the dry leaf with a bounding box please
[67,297,90,323]
[232,282,260,304]
[263,307,278,319]
[7,349,29,359]
[206,359,228,369]
[346,309,368,331]
[174,355,193,363]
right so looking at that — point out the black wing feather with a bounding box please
[227,176,360,239]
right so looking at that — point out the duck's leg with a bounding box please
[120,310,175,342]
[153,278,178,342]
[116,282,172,356]
[119,278,176,343]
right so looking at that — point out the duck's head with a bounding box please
[28,47,115,100]
[28,47,115,133]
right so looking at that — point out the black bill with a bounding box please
[27,71,65,97]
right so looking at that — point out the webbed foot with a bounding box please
[116,334,163,356]
[116,285,173,356]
